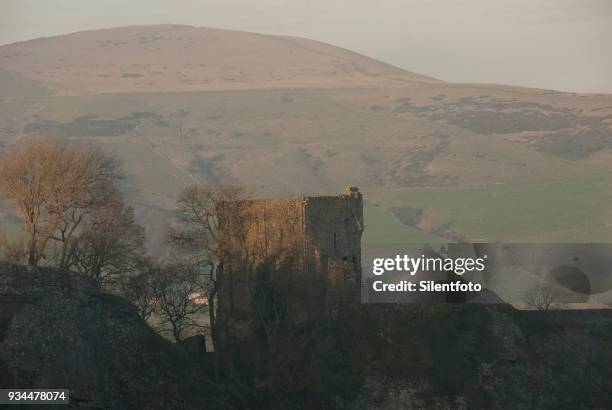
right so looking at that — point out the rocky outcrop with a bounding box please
[0,263,219,409]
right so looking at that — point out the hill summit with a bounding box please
[0,24,438,95]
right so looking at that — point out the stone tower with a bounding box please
[216,187,363,345]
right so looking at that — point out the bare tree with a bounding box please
[151,261,206,342]
[0,138,121,266]
[168,183,251,347]
[49,146,121,270]
[524,281,562,311]
[71,196,146,288]
[0,139,66,265]
[119,261,158,322]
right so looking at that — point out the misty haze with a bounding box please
[1,1,612,409]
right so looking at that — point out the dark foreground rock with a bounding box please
[0,263,220,409]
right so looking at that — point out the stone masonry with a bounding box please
[216,187,363,344]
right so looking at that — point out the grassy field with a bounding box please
[362,205,443,245]
[368,171,612,243]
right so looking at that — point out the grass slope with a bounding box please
[374,171,612,242]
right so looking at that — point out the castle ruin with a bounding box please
[216,187,363,346]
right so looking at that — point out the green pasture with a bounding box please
[367,172,612,243]
[362,205,443,245]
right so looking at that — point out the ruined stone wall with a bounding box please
[303,187,363,313]
[304,187,363,282]
[218,197,307,327]
[216,187,363,343]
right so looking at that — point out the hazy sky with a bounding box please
[1,0,611,93]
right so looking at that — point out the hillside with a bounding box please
[2,265,611,408]
[0,24,436,95]
[0,263,222,408]
[1,25,612,249]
